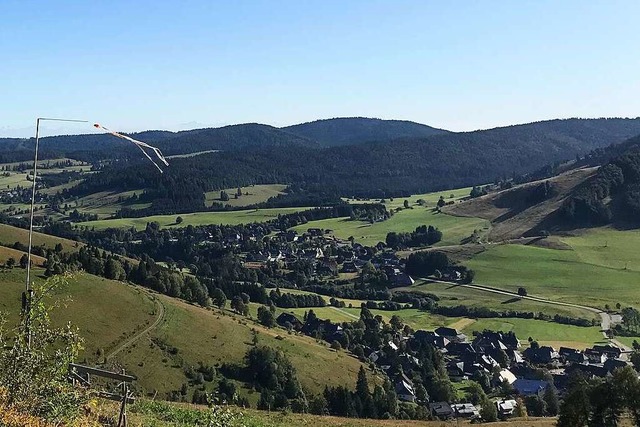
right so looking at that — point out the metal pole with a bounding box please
[23,117,88,347]
[24,118,40,348]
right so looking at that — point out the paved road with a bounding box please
[422,278,632,354]
[106,295,165,361]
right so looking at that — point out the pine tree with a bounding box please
[543,383,559,416]
[557,373,590,427]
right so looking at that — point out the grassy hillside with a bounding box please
[0,266,371,401]
[77,207,310,230]
[75,189,151,218]
[0,246,46,265]
[0,223,81,251]
[344,186,474,208]
[0,268,156,359]
[444,167,597,241]
[115,295,371,399]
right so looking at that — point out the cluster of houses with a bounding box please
[425,328,631,419]
[0,187,40,205]
[364,324,630,420]
[238,228,417,286]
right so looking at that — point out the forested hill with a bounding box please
[3,117,640,164]
[67,118,640,216]
[153,123,319,155]
[561,133,640,227]
[283,117,448,147]
[0,124,316,161]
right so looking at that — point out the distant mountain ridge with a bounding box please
[68,117,640,218]
[282,117,449,147]
[2,117,640,178]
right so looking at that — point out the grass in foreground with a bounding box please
[91,398,566,427]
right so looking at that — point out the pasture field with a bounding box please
[205,184,287,207]
[78,207,312,230]
[0,267,372,400]
[39,178,85,195]
[466,227,640,309]
[0,158,88,169]
[0,246,46,265]
[460,317,605,350]
[293,208,489,247]
[75,189,151,217]
[0,171,30,189]
[343,186,473,209]
[0,223,81,251]
[0,268,156,359]
[408,280,599,321]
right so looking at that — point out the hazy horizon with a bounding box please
[3,115,640,139]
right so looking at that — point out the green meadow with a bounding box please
[466,227,640,309]
[77,207,311,230]
[0,268,156,360]
[205,184,287,207]
[280,301,603,350]
[460,317,605,350]
[409,280,599,321]
[343,186,474,209]
[293,207,489,247]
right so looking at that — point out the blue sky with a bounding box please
[1,0,639,137]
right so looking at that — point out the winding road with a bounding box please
[106,295,165,361]
[422,278,632,354]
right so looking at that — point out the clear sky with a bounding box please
[1,0,639,137]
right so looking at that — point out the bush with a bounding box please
[0,274,87,422]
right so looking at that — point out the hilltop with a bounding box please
[283,117,449,147]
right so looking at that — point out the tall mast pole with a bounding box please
[23,118,88,347]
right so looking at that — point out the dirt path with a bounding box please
[106,294,165,361]
[331,306,359,320]
[422,278,632,354]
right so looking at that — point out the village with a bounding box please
[276,308,631,420]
